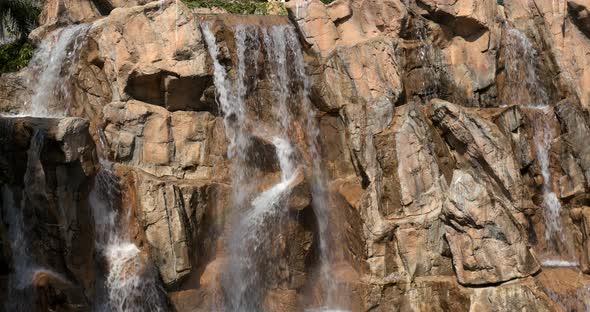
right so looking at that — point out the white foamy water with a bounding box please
[27,24,90,117]
[203,21,348,311]
[90,169,167,312]
[203,20,349,311]
[529,107,564,244]
[542,259,580,267]
[243,138,297,226]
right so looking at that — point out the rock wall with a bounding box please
[2,0,590,311]
[0,117,97,311]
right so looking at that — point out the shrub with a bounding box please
[0,0,42,41]
[0,39,34,73]
[182,0,285,15]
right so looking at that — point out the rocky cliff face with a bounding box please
[2,0,590,311]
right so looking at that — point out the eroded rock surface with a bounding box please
[2,0,590,310]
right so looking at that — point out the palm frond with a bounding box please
[0,0,42,41]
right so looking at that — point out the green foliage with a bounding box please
[182,0,285,15]
[0,0,42,40]
[320,0,336,4]
[0,39,34,73]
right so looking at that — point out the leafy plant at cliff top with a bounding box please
[320,0,336,4]
[0,0,41,73]
[182,0,286,15]
[0,0,42,41]
[0,39,34,72]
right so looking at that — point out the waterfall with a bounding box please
[504,27,567,258]
[530,107,565,250]
[1,130,62,311]
[287,26,345,311]
[90,169,168,312]
[202,21,346,311]
[2,184,37,311]
[504,28,549,106]
[26,24,90,117]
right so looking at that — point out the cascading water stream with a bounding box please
[288,28,346,311]
[3,177,37,312]
[90,168,168,312]
[531,107,564,245]
[202,21,346,311]
[26,23,90,117]
[203,22,295,311]
[504,27,571,263]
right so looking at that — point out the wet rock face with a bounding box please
[3,0,590,310]
[0,117,97,311]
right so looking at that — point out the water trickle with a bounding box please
[3,130,47,311]
[504,27,549,106]
[503,27,566,254]
[541,259,580,267]
[27,24,90,117]
[90,169,168,312]
[530,107,565,247]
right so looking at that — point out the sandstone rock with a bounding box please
[568,0,590,37]
[315,38,402,112]
[555,99,590,191]
[536,267,590,311]
[132,170,226,287]
[430,99,523,204]
[502,0,590,109]
[492,106,535,171]
[375,104,446,220]
[87,0,212,111]
[371,277,471,311]
[286,169,312,212]
[416,0,498,37]
[571,207,590,273]
[286,0,339,57]
[38,0,154,27]
[170,288,215,312]
[286,0,408,56]
[326,0,352,22]
[39,0,101,26]
[102,100,226,180]
[371,276,556,311]
[0,72,31,115]
[470,277,557,311]
[3,0,590,309]
[443,169,540,285]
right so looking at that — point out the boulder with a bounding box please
[443,169,540,285]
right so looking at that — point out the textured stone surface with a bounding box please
[443,169,539,285]
[0,72,31,115]
[0,117,97,310]
[3,0,590,310]
[102,100,226,180]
